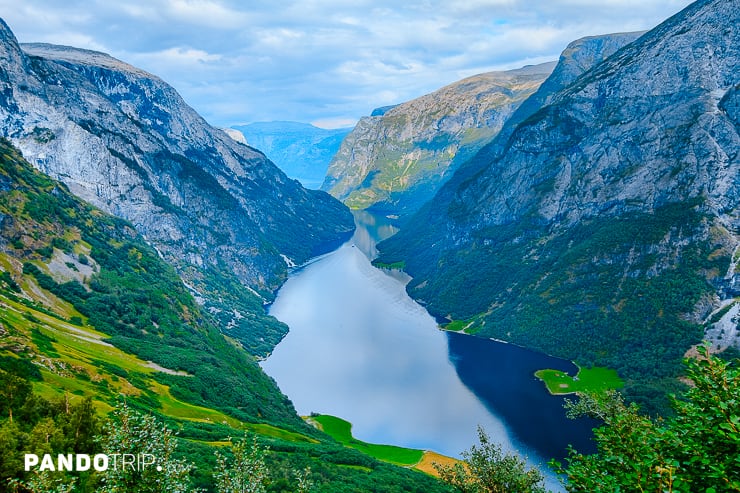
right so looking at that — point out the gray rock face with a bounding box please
[446,31,646,190]
[321,62,556,218]
[377,0,740,400]
[457,0,738,232]
[0,19,354,354]
[497,32,646,143]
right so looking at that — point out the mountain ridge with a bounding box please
[457,0,737,229]
[321,61,557,219]
[0,18,354,355]
[438,30,647,197]
[377,0,739,414]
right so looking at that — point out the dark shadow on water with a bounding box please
[446,331,599,464]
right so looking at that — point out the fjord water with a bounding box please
[261,212,595,483]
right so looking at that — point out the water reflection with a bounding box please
[261,212,588,491]
[350,210,399,258]
[446,333,598,462]
[261,237,513,455]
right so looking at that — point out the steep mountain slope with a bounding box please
[0,138,450,492]
[232,121,350,189]
[0,19,354,356]
[377,0,739,413]
[0,136,301,427]
[322,62,556,218]
[490,32,645,151]
[445,31,645,192]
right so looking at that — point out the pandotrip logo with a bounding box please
[24,453,161,472]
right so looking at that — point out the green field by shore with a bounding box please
[535,366,624,395]
[307,414,424,466]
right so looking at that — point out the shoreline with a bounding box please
[438,323,576,364]
[305,414,459,477]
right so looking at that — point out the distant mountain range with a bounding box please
[322,62,557,219]
[377,0,739,414]
[232,121,351,189]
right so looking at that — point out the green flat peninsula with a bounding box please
[307,414,424,466]
[535,366,624,395]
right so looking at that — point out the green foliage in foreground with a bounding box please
[444,348,739,493]
[535,366,624,395]
[97,403,195,493]
[311,414,425,466]
[1,384,451,493]
[557,348,740,492]
[434,426,546,493]
[1,387,101,493]
[214,432,313,493]
[215,433,271,493]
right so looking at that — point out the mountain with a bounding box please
[0,135,300,425]
[377,0,739,414]
[0,19,354,356]
[0,138,450,492]
[321,62,556,219]
[490,32,645,148]
[232,121,351,189]
[429,31,648,216]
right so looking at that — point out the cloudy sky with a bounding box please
[1,0,692,128]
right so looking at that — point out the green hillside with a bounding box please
[0,138,450,492]
[308,415,424,466]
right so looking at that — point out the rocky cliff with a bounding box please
[377,0,739,413]
[0,19,354,355]
[322,62,556,218]
[447,31,646,190]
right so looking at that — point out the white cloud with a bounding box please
[311,117,357,129]
[134,47,223,67]
[0,0,694,127]
[162,0,253,29]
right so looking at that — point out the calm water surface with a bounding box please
[261,212,595,488]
